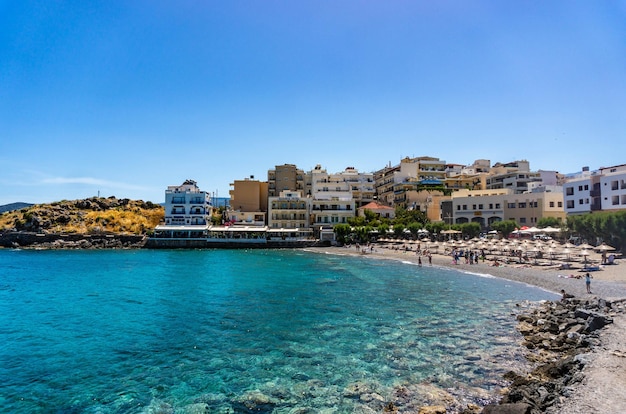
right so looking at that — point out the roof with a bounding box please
[359,201,394,210]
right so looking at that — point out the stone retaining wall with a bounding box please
[0,231,146,249]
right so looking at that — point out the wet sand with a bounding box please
[306,245,626,413]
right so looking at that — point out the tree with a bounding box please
[406,222,422,239]
[377,223,390,236]
[536,217,562,228]
[333,224,352,244]
[347,215,366,227]
[393,223,405,238]
[490,220,517,238]
[394,206,428,226]
[566,210,626,252]
[425,221,446,237]
[459,222,481,239]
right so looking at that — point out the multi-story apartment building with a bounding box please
[564,164,626,214]
[228,177,268,226]
[448,188,565,228]
[163,179,213,226]
[485,160,540,194]
[373,163,400,206]
[374,156,447,207]
[268,190,310,229]
[338,166,375,208]
[309,165,355,230]
[600,165,626,210]
[268,164,305,197]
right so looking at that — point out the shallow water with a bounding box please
[0,249,557,412]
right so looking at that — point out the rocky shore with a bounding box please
[483,297,624,414]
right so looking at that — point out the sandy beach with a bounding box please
[307,245,626,413]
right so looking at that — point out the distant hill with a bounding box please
[0,202,34,214]
[0,197,164,235]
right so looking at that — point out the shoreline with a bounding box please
[306,245,626,413]
[307,245,626,300]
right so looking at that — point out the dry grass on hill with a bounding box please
[0,197,164,235]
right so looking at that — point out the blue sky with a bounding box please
[1,1,625,205]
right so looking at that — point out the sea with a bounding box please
[0,248,558,413]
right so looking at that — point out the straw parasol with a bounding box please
[595,243,615,252]
[561,247,573,261]
[579,249,591,265]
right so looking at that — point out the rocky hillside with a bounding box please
[0,197,164,235]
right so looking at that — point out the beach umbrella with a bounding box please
[561,248,573,261]
[547,247,557,265]
[580,249,591,265]
[577,243,594,250]
[542,226,562,233]
[595,243,615,252]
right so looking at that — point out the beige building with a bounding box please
[268,190,310,229]
[268,164,305,197]
[450,188,565,228]
[228,177,268,226]
[374,156,447,207]
[373,163,400,206]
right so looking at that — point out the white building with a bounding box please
[309,165,355,230]
[163,179,213,226]
[566,164,626,214]
[599,165,626,211]
[563,169,593,214]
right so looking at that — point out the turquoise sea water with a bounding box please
[0,249,557,413]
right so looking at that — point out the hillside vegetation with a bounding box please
[0,197,164,235]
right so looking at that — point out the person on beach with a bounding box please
[585,272,592,293]
[560,289,575,300]
[418,256,422,266]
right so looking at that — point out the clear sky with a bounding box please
[1,1,625,205]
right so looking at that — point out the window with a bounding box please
[520,218,526,223]
[612,196,619,205]
[489,203,493,209]
[507,203,516,208]
[457,205,461,211]
[495,203,501,209]
[549,201,555,207]
[558,202,562,207]
[578,185,583,191]
[566,200,574,209]
[579,199,584,205]
[462,205,467,210]
[472,204,477,210]
[584,185,589,191]
[612,181,619,190]
[478,204,483,209]
[566,187,574,196]
[518,202,526,208]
